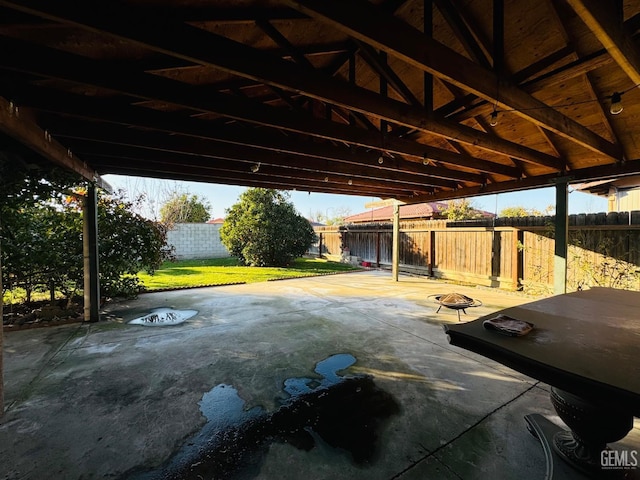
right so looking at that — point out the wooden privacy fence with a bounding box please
[314,212,640,293]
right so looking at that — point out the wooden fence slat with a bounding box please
[315,216,640,291]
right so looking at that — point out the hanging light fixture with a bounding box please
[489,109,499,127]
[610,92,623,115]
[422,154,429,166]
[378,155,384,164]
[348,179,353,185]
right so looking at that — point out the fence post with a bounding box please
[428,229,435,276]
[318,232,323,258]
[492,229,501,280]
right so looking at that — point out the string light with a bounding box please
[378,155,384,164]
[610,92,623,115]
[485,83,640,124]
[250,162,260,173]
[489,109,499,127]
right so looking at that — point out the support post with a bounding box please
[392,202,400,281]
[83,184,100,322]
[554,181,569,294]
[318,232,323,259]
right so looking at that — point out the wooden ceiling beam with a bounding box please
[439,45,578,119]
[284,0,622,162]
[0,1,563,169]
[49,118,457,189]
[566,0,640,87]
[545,1,623,154]
[2,51,515,180]
[433,0,492,69]
[255,18,315,70]
[448,48,615,123]
[355,40,422,107]
[175,6,309,24]
[86,155,417,198]
[0,94,107,187]
[399,158,640,203]
[77,145,430,195]
[24,92,474,184]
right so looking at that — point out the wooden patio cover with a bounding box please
[1,0,640,203]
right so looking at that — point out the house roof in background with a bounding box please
[345,202,448,222]
[573,176,640,196]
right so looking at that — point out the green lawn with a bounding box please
[137,257,360,291]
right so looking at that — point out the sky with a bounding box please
[102,173,608,221]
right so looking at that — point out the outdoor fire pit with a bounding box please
[428,293,482,321]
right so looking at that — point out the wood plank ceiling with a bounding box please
[1,0,640,203]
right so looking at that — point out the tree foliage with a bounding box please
[220,189,316,267]
[159,192,211,224]
[499,205,554,217]
[2,202,82,302]
[1,156,171,301]
[442,199,483,220]
[95,190,172,297]
[311,206,352,226]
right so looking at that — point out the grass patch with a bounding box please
[137,257,360,291]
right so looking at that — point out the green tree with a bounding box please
[96,190,172,297]
[2,202,82,303]
[312,207,352,226]
[159,192,211,224]
[1,156,172,301]
[220,188,316,266]
[442,199,483,220]
[1,155,80,302]
[499,205,554,217]
[0,155,80,416]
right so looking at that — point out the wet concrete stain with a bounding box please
[128,308,198,327]
[125,354,400,479]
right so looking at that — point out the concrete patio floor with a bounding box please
[1,270,638,479]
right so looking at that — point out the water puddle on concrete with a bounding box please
[126,354,399,479]
[128,308,198,326]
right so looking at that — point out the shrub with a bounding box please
[220,189,316,267]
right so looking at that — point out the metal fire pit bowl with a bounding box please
[428,293,482,321]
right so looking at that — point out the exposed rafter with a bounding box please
[284,0,622,162]
[0,95,107,187]
[0,0,639,205]
[566,0,640,87]
[0,0,565,170]
[3,52,516,180]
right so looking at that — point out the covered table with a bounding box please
[444,288,640,479]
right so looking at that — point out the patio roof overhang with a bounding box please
[0,0,640,202]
